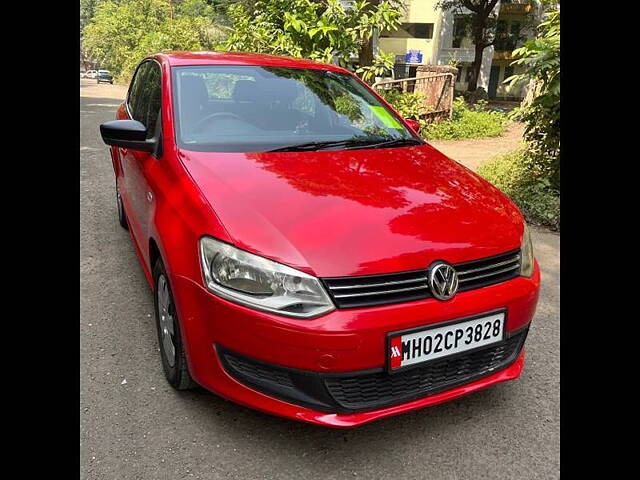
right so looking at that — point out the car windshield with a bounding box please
[171,65,418,152]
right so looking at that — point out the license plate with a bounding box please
[387,311,506,372]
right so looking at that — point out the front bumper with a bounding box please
[171,261,540,427]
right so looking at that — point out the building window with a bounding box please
[381,23,434,39]
[495,20,521,51]
[452,16,470,48]
[405,23,433,39]
[504,65,514,81]
[465,64,473,83]
[509,21,521,50]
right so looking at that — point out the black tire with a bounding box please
[116,187,128,230]
[153,258,197,390]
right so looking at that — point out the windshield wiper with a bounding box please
[266,137,422,152]
[346,138,423,150]
[266,139,374,152]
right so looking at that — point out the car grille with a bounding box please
[324,330,527,411]
[217,328,527,414]
[322,249,521,308]
[455,249,521,292]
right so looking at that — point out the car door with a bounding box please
[119,60,163,254]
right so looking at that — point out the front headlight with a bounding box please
[520,223,534,277]
[199,236,335,319]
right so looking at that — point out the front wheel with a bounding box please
[153,259,197,390]
[116,186,128,230]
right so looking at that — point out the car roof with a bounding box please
[153,51,349,73]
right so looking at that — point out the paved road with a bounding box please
[80,79,559,480]
[429,122,526,171]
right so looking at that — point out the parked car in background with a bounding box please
[99,52,540,428]
[85,70,97,79]
[80,70,86,78]
[97,70,113,84]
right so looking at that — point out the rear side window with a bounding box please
[127,61,162,137]
[127,62,150,120]
[140,63,162,137]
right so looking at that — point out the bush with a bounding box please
[478,149,560,230]
[420,96,508,140]
[378,89,431,127]
[506,10,560,191]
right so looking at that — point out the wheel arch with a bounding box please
[149,237,161,287]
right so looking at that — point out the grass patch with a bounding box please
[421,97,508,141]
[478,148,560,230]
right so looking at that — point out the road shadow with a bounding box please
[169,367,515,455]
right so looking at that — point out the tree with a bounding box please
[80,0,109,31]
[222,0,403,82]
[436,0,500,92]
[506,9,560,189]
[82,0,223,81]
[356,0,406,70]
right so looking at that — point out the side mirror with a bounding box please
[404,118,421,133]
[100,120,156,153]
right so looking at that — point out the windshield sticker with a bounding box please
[368,105,403,129]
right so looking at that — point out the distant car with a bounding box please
[85,70,97,79]
[97,70,113,84]
[80,71,86,78]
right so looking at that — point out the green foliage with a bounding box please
[82,0,223,82]
[378,89,431,127]
[420,97,508,140]
[478,149,560,229]
[222,0,403,77]
[80,0,108,31]
[356,51,395,84]
[505,10,560,190]
[177,0,214,17]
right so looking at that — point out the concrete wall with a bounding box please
[378,0,441,67]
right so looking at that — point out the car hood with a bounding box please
[178,145,523,277]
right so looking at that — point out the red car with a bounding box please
[100,52,540,427]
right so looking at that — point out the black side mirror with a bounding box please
[100,120,157,153]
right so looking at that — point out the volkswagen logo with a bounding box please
[428,262,459,301]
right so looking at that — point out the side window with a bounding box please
[128,61,162,138]
[141,63,162,137]
[127,62,150,119]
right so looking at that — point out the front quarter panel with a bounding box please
[146,56,233,284]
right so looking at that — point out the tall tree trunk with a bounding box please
[358,37,375,69]
[463,0,499,92]
[468,42,485,91]
[358,0,380,69]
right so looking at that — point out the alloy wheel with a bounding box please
[157,275,176,367]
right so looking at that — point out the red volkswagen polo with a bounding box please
[100,52,540,427]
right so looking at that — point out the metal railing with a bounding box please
[373,73,456,119]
